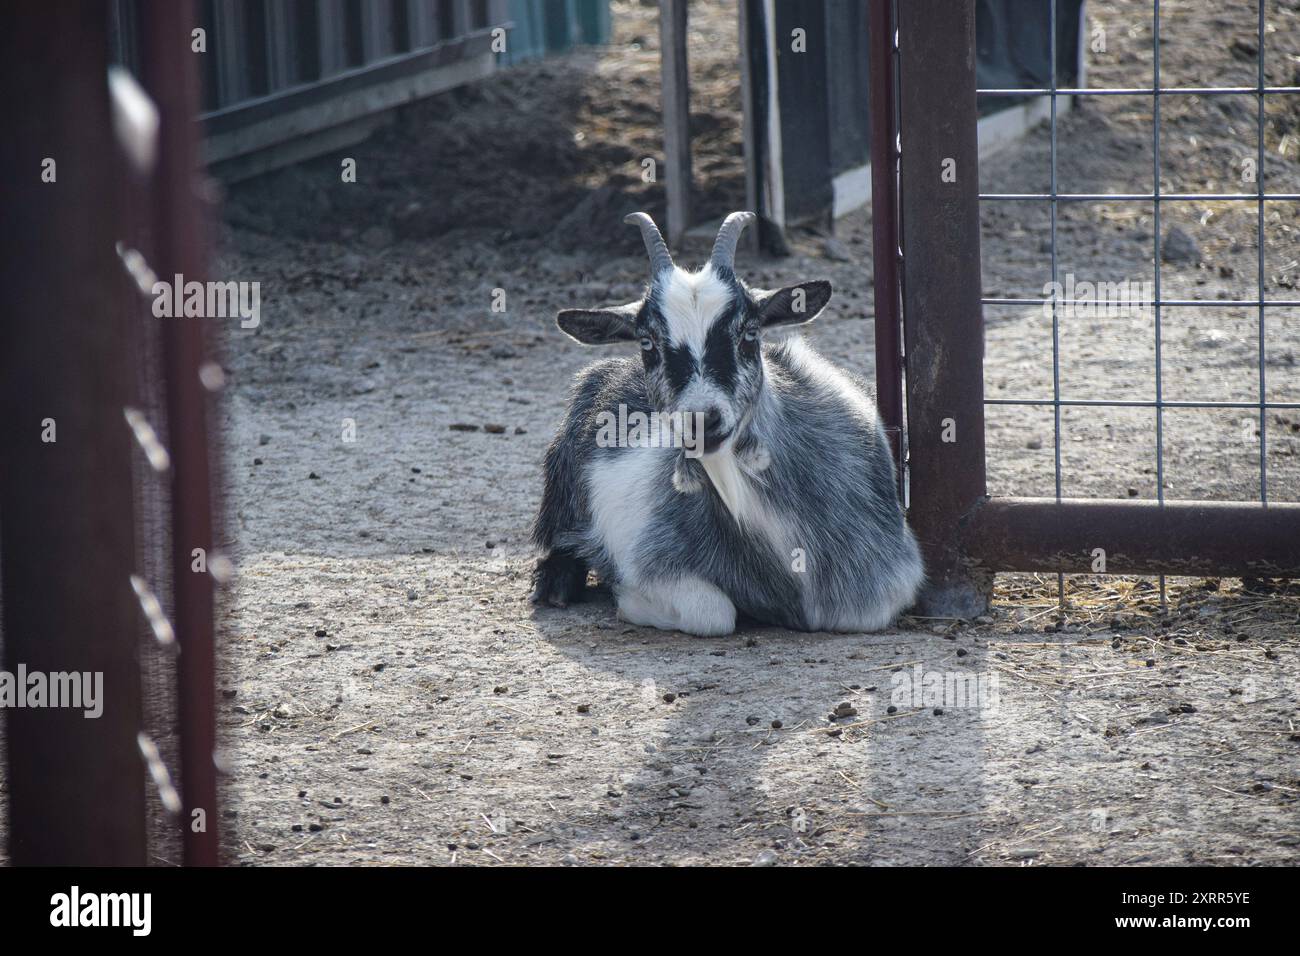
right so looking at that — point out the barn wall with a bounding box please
[744,0,1086,244]
[109,0,609,177]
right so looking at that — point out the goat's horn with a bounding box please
[710,211,756,271]
[623,212,674,276]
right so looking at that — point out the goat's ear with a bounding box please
[556,302,641,345]
[753,280,832,328]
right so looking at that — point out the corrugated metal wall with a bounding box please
[500,0,611,65]
[110,1,609,174]
[192,0,507,112]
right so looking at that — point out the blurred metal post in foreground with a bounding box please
[137,0,222,867]
[0,2,147,865]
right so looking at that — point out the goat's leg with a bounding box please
[531,548,588,607]
[616,577,736,636]
[531,415,591,607]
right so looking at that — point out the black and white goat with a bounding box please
[531,211,923,636]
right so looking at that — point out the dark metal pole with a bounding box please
[137,0,221,867]
[868,0,905,501]
[0,1,147,865]
[896,0,991,617]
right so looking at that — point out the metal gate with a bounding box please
[871,0,1300,617]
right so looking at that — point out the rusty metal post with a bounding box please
[868,0,905,502]
[0,1,147,865]
[137,0,222,866]
[896,0,992,617]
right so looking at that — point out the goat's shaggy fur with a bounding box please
[532,213,923,635]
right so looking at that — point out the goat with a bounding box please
[531,211,923,636]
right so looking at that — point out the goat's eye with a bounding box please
[640,337,655,351]
[742,327,760,343]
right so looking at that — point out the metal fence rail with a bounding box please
[880,0,1300,617]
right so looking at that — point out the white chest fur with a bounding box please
[700,447,796,570]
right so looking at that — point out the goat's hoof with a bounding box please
[529,587,567,609]
[673,456,707,493]
[531,551,587,607]
[530,582,572,608]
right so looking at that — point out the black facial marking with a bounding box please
[702,314,739,390]
[661,342,695,395]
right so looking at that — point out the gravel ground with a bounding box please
[50,0,1299,867]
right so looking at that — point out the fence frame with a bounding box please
[880,0,1300,618]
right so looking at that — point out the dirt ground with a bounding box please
[182,0,1300,865]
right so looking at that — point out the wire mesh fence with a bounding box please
[980,2,1300,492]
[977,0,1300,608]
[886,0,1300,618]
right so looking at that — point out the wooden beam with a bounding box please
[737,0,759,252]
[658,0,692,245]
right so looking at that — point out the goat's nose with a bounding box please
[702,408,723,433]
